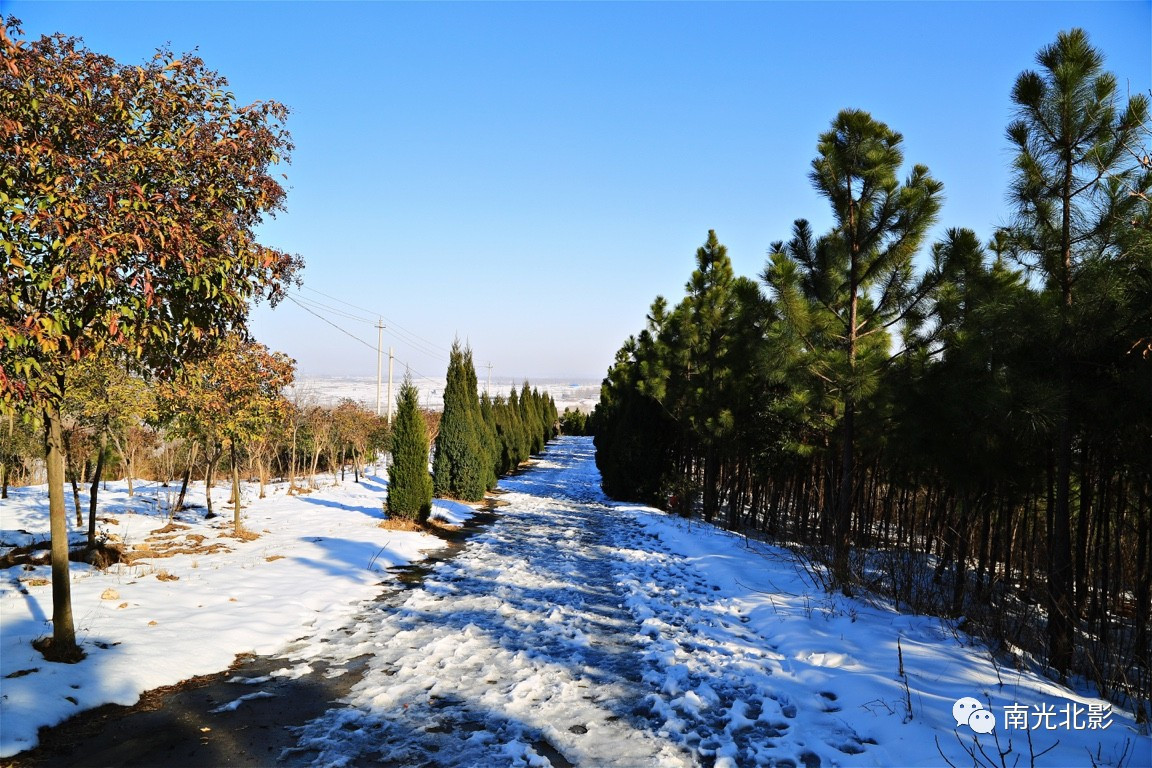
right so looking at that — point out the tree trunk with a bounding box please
[1047,152,1077,680]
[287,423,298,494]
[204,442,221,517]
[1,411,12,499]
[1134,477,1150,723]
[231,441,242,533]
[67,446,83,528]
[43,404,81,661]
[702,445,718,523]
[87,424,108,548]
[257,452,267,499]
[834,399,855,590]
[174,440,199,516]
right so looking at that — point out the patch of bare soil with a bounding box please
[2,651,371,768]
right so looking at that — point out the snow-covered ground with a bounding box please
[289,375,600,413]
[0,466,472,758]
[279,439,1147,767]
[2,437,1148,766]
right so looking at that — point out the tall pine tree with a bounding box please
[765,109,942,590]
[1005,27,1150,678]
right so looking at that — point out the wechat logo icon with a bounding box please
[953,697,995,734]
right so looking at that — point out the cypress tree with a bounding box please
[478,391,501,488]
[432,341,488,501]
[388,375,433,523]
[507,386,529,465]
[521,382,544,455]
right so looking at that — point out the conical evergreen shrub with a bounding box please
[388,375,433,522]
[433,341,488,501]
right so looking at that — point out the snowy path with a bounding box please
[284,438,857,768]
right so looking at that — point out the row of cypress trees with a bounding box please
[388,340,558,521]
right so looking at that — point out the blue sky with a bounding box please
[9,1,1150,382]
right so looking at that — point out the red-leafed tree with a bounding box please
[159,334,294,531]
[0,19,301,661]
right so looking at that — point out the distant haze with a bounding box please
[289,376,601,415]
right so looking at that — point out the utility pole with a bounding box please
[375,318,385,416]
[386,347,394,424]
[485,361,493,397]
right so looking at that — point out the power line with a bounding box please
[291,294,375,325]
[285,295,441,389]
[298,285,453,356]
[287,295,375,351]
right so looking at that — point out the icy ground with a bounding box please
[278,438,1147,768]
[2,437,1147,766]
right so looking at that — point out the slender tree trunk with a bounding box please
[108,431,136,497]
[204,441,221,517]
[951,493,970,616]
[1,411,12,499]
[67,444,83,528]
[43,404,80,660]
[87,424,108,548]
[309,445,322,489]
[231,442,242,533]
[257,452,267,499]
[174,440,199,515]
[1134,477,1150,723]
[287,423,298,494]
[702,445,718,523]
[1048,160,1077,679]
[834,260,859,591]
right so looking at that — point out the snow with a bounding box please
[0,467,466,758]
[2,436,1148,766]
[288,375,600,413]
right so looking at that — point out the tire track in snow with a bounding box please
[285,438,868,767]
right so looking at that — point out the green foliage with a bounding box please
[559,407,587,436]
[1004,27,1151,677]
[0,21,302,412]
[591,30,1151,699]
[388,376,432,522]
[592,231,776,516]
[432,341,490,501]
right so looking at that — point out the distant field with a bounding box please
[287,376,601,414]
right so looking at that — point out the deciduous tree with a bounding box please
[0,21,301,659]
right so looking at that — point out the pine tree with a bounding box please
[765,110,943,590]
[388,375,433,522]
[1005,27,1150,678]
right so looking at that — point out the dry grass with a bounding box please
[378,517,425,532]
[223,527,261,542]
[149,523,191,535]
